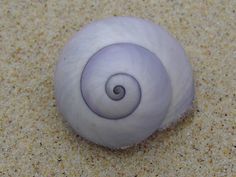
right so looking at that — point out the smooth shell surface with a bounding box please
[55,17,194,148]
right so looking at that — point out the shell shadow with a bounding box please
[74,104,196,158]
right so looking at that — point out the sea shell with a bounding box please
[54,17,194,149]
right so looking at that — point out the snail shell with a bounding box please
[55,17,194,149]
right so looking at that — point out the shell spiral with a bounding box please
[55,17,194,149]
[81,43,171,120]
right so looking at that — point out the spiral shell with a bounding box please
[55,17,194,149]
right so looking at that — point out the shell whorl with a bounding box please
[80,43,170,120]
[55,17,194,148]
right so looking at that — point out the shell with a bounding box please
[54,17,194,149]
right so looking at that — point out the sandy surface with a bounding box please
[0,0,236,176]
